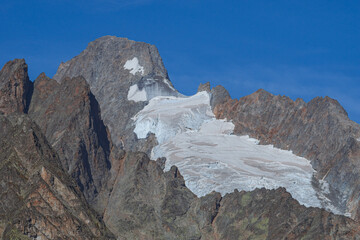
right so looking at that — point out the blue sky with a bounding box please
[1,0,359,122]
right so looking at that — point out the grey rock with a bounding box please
[53,36,181,151]
[197,82,231,109]
[0,59,33,114]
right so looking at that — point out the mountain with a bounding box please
[53,35,181,152]
[0,60,114,239]
[1,36,360,239]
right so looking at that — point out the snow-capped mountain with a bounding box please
[1,36,360,239]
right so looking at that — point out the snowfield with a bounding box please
[133,91,341,214]
[124,57,145,75]
[127,84,147,102]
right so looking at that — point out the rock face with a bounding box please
[197,82,231,109]
[53,36,181,151]
[101,152,360,240]
[214,88,360,218]
[28,73,116,212]
[0,114,114,239]
[0,59,33,114]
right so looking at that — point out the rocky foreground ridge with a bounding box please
[0,36,360,239]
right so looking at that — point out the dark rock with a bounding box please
[28,74,114,212]
[101,152,360,239]
[213,188,360,240]
[0,59,33,114]
[0,113,114,239]
[210,85,231,109]
[197,82,231,109]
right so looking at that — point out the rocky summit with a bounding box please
[1,36,360,239]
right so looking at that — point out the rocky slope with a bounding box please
[0,59,114,239]
[0,113,114,239]
[213,87,360,219]
[28,73,117,212]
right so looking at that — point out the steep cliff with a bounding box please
[28,73,120,213]
[0,59,33,114]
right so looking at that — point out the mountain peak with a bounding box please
[0,59,33,114]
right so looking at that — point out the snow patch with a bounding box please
[163,78,175,91]
[124,57,144,75]
[133,91,213,143]
[357,138,360,142]
[127,84,147,102]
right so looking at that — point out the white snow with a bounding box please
[127,84,147,102]
[133,91,214,143]
[357,138,360,142]
[163,78,176,91]
[133,91,341,214]
[124,57,145,75]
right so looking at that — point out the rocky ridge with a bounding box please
[213,87,360,219]
[28,73,116,212]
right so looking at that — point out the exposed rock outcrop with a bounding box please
[214,88,360,219]
[0,114,114,239]
[0,59,33,114]
[28,73,117,212]
[198,82,231,109]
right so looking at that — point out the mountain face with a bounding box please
[53,35,181,152]
[28,73,119,212]
[1,36,360,239]
[213,88,360,219]
[0,114,114,239]
[0,59,114,239]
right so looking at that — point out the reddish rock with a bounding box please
[214,88,360,219]
[0,114,114,239]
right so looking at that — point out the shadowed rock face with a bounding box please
[101,152,360,240]
[0,59,33,114]
[28,74,116,212]
[214,88,360,219]
[53,36,180,151]
[197,82,231,110]
[0,114,114,239]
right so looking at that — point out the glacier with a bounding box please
[133,91,341,214]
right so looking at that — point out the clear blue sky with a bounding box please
[1,0,359,123]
